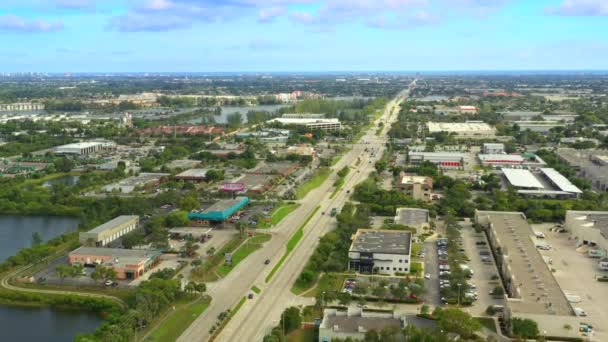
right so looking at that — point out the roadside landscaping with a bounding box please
[209,296,246,341]
[145,296,211,342]
[191,234,251,282]
[266,206,320,282]
[295,168,330,199]
[330,166,350,199]
[217,233,272,276]
[271,203,299,225]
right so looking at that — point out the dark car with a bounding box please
[264,259,270,265]
[476,241,487,246]
[248,293,254,299]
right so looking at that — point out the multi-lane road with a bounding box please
[177,82,414,342]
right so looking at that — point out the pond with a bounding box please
[190,104,291,124]
[43,175,81,188]
[0,215,80,262]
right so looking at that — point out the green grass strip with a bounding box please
[146,297,211,342]
[217,233,271,276]
[251,286,261,294]
[209,296,247,342]
[265,206,321,283]
[295,168,330,199]
[271,204,299,225]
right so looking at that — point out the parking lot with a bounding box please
[460,224,505,316]
[533,224,608,341]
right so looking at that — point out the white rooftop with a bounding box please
[427,122,495,133]
[267,118,340,125]
[478,154,524,162]
[540,168,582,193]
[502,168,544,189]
[56,141,103,149]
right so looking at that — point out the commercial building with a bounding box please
[174,169,210,182]
[102,173,170,193]
[318,308,405,342]
[501,168,581,199]
[565,211,608,253]
[54,141,114,156]
[478,154,525,167]
[79,215,139,247]
[408,151,467,170]
[348,229,412,275]
[500,111,578,123]
[267,118,341,131]
[68,247,162,280]
[426,121,496,138]
[0,102,45,112]
[514,121,566,133]
[285,145,316,157]
[556,148,608,192]
[396,172,433,202]
[188,196,249,222]
[475,211,579,338]
[482,143,505,154]
[394,208,430,235]
[458,105,478,114]
[281,113,325,119]
[236,129,290,143]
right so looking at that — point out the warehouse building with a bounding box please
[394,208,430,235]
[557,148,608,192]
[514,121,566,133]
[482,143,505,154]
[427,121,496,138]
[267,118,341,131]
[478,154,525,167]
[68,247,161,280]
[475,211,580,339]
[408,151,467,170]
[501,168,581,199]
[318,308,405,342]
[188,196,250,222]
[54,141,114,156]
[79,215,139,247]
[565,210,608,253]
[396,172,433,202]
[102,173,170,193]
[348,229,411,275]
[174,168,210,182]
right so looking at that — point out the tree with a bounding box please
[436,308,481,337]
[91,266,117,283]
[55,264,71,283]
[31,231,43,246]
[179,195,199,211]
[279,307,301,334]
[511,318,539,339]
[206,246,216,257]
[353,283,368,297]
[420,304,430,316]
[227,112,243,129]
[121,230,145,249]
[337,292,352,306]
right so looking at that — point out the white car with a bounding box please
[574,308,587,317]
[424,273,431,279]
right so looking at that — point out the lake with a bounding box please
[0,306,102,342]
[190,104,291,124]
[43,175,81,188]
[0,215,80,262]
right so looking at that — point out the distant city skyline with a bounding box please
[1,0,607,72]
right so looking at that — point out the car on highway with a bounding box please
[424,273,430,279]
[248,293,254,299]
[264,259,270,265]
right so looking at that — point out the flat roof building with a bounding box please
[408,151,467,170]
[514,121,566,133]
[188,196,249,222]
[102,173,169,194]
[396,172,433,202]
[174,168,209,182]
[318,308,405,342]
[394,208,430,235]
[501,168,581,199]
[482,143,505,154]
[79,215,139,247]
[565,210,608,253]
[427,121,496,138]
[267,118,341,131]
[281,113,325,119]
[55,141,109,156]
[475,211,576,337]
[556,148,608,192]
[68,247,161,280]
[348,229,412,276]
[478,154,525,167]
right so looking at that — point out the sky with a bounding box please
[0,0,607,72]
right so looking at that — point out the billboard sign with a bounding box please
[221,182,246,192]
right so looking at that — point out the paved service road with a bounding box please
[424,237,441,307]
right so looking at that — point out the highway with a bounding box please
[177,81,414,342]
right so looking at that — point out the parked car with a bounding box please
[104,280,115,287]
[424,273,430,279]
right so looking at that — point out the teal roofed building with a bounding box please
[188,197,250,222]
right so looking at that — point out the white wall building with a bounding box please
[565,210,608,253]
[267,118,341,131]
[348,229,411,275]
[482,143,505,154]
[318,308,405,342]
[427,121,496,138]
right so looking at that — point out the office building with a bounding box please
[396,172,433,202]
[318,308,405,342]
[348,229,412,275]
[267,118,341,131]
[482,143,505,154]
[427,121,496,138]
[68,247,161,280]
[408,151,467,170]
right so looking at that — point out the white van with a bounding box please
[534,231,546,239]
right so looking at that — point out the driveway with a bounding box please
[423,236,440,307]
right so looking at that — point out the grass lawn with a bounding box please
[190,234,249,282]
[301,305,323,323]
[266,206,320,283]
[217,233,272,276]
[287,327,318,342]
[295,168,330,199]
[146,296,211,342]
[475,317,497,333]
[293,273,347,297]
[272,203,300,225]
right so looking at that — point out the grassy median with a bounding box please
[145,296,211,342]
[265,206,320,283]
[217,233,272,276]
[295,168,330,199]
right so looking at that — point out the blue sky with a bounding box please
[0,0,607,72]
